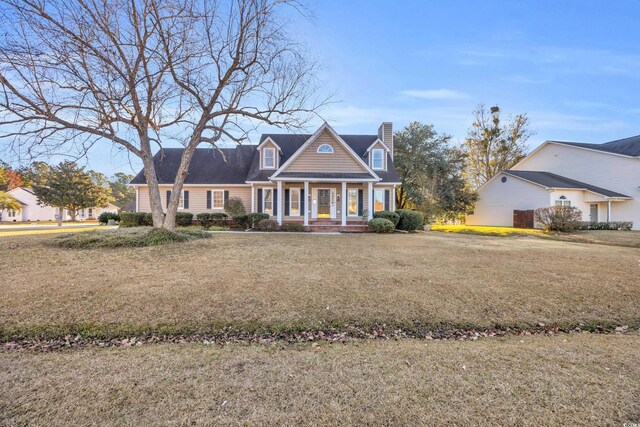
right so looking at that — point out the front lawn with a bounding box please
[2,334,638,425]
[431,224,546,237]
[1,232,638,339]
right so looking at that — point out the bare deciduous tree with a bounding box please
[0,0,323,230]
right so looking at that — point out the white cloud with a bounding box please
[400,89,469,100]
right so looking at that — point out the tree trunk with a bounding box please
[69,209,77,221]
[163,142,200,231]
[141,155,165,229]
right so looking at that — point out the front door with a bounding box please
[317,189,331,218]
[590,204,598,223]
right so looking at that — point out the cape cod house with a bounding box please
[466,135,640,230]
[130,122,402,231]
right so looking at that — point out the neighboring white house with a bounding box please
[0,187,119,222]
[466,135,640,230]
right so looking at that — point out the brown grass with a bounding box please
[1,334,638,426]
[1,232,638,337]
[543,230,640,248]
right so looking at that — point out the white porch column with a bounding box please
[250,183,255,213]
[607,200,612,222]
[392,184,396,211]
[277,180,283,225]
[367,182,373,220]
[303,181,309,226]
[341,181,347,226]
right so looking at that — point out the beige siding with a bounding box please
[284,130,368,173]
[137,185,251,214]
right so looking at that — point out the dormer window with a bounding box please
[262,147,276,169]
[372,149,384,170]
[317,144,334,154]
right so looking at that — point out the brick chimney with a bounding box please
[377,122,393,159]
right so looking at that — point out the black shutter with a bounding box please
[358,189,363,216]
[300,189,305,216]
[224,191,229,203]
[284,189,290,216]
[257,189,263,213]
[184,191,189,209]
[206,191,212,209]
[384,189,390,211]
[166,190,171,208]
[273,189,278,216]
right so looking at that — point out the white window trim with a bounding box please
[289,188,301,217]
[262,147,276,169]
[212,189,225,210]
[347,188,359,217]
[316,144,334,154]
[554,200,571,207]
[372,149,384,170]
[263,188,274,215]
[374,188,385,212]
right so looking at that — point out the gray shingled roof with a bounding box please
[504,170,630,198]
[131,133,403,185]
[551,135,640,157]
[130,146,256,185]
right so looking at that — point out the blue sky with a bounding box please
[4,1,640,176]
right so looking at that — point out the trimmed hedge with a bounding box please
[396,209,424,231]
[196,213,228,229]
[373,210,400,228]
[368,218,395,233]
[535,206,582,232]
[257,218,280,231]
[234,213,270,229]
[175,212,194,226]
[120,211,153,227]
[280,223,306,232]
[98,212,120,224]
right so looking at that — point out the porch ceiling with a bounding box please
[273,172,377,181]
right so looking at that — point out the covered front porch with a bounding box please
[250,176,396,230]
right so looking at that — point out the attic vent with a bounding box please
[501,177,507,183]
[317,144,334,154]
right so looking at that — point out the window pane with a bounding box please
[348,190,357,215]
[564,201,571,207]
[554,200,562,206]
[290,189,300,215]
[372,150,384,169]
[213,191,224,208]
[264,189,273,215]
[263,149,275,167]
[374,190,384,212]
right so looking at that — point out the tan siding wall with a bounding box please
[137,185,251,214]
[285,130,367,173]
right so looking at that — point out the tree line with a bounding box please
[0,161,135,221]
[394,105,530,222]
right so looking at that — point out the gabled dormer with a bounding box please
[366,139,391,171]
[257,137,281,170]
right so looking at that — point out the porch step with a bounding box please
[307,224,369,233]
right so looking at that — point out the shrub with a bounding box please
[52,227,211,249]
[280,223,306,232]
[368,218,395,233]
[256,218,280,231]
[119,211,141,227]
[175,212,194,226]
[197,213,228,229]
[232,214,250,229]
[373,210,400,228]
[98,212,120,224]
[534,206,583,232]
[224,197,246,216]
[396,209,424,231]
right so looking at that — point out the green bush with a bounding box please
[233,212,269,229]
[224,197,246,216]
[52,227,211,249]
[175,212,193,226]
[120,211,143,227]
[396,209,424,231]
[280,223,306,232]
[98,212,120,224]
[535,206,582,232]
[196,213,228,229]
[256,218,280,231]
[368,218,395,233]
[373,210,400,228]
